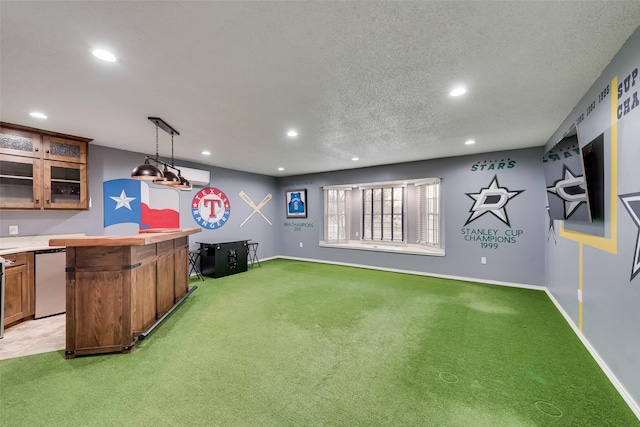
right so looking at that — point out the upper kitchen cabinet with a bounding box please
[0,125,43,157]
[43,160,87,209]
[42,136,87,164]
[0,122,92,210]
[0,154,43,209]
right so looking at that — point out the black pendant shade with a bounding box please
[175,173,192,189]
[154,168,181,186]
[131,159,163,180]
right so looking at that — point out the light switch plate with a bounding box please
[9,225,18,236]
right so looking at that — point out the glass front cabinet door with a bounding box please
[0,154,43,208]
[43,160,88,209]
[0,126,42,158]
[43,136,87,164]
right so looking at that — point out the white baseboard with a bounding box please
[544,289,640,421]
[276,255,545,290]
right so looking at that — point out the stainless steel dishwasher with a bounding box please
[35,248,66,319]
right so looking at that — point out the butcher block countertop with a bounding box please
[0,234,85,256]
[49,228,200,247]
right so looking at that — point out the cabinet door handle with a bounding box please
[46,199,50,204]
[35,198,40,203]
[46,150,50,154]
[35,148,39,152]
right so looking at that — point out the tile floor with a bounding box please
[0,314,65,360]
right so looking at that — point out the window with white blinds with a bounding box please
[362,187,406,242]
[417,179,441,247]
[324,188,350,242]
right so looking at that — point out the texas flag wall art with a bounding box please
[103,178,179,229]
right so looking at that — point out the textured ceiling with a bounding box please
[1,1,639,177]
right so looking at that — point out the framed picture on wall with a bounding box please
[286,189,307,218]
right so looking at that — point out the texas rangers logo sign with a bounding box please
[464,175,523,227]
[191,187,231,229]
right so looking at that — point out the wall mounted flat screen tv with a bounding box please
[580,132,605,223]
[543,128,589,221]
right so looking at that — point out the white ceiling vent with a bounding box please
[177,165,210,187]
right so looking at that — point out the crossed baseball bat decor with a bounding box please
[239,191,273,227]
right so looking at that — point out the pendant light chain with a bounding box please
[171,134,175,167]
[155,122,160,162]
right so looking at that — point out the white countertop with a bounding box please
[0,234,85,256]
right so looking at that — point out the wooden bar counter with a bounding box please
[49,228,200,358]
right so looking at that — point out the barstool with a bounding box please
[188,249,205,281]
[247,242,260,267]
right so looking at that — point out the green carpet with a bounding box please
[1,259,637,426]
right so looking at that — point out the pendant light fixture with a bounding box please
[131,117,192,190]
[131,120,164,180]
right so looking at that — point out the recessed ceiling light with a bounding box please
[465,139,476,145]
[29,112,47,119]
[278,167,284,171]
[287,129,298,138]
[202,150,211,156]
[450,86,467,97]
[351,157,359,161]
[92,49,117,62]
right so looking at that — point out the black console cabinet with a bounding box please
[198,240,249,278]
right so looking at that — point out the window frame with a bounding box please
[323,188,351,243]
[416,179,441,248]
[321,178,443,256]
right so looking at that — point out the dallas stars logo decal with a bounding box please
[547,165,587,219]
[619,192,640,281]
[464,175,524,227]
[547,206,556,245]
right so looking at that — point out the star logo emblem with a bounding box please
[464,175,523,227]
[110,189,136,210]
[547,165,587,219]
[547,206,556,245]
[619,192,640,281]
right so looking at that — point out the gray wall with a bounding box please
[0,144,280,260]
[276,146,547,287]
[544,27,640,407]
[1,140,547,288]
